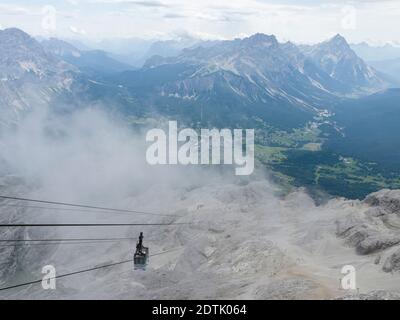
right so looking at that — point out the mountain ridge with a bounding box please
[0,28,81,126]
[0,28,394,132]
[41,37,136,75]
[111,32,390,130]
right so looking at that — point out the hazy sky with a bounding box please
[0,0,399,44]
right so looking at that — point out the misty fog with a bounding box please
[1,106,400,299]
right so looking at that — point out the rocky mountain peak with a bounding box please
[329,34,349,45]
[243,33,278,48]
[0,28,44,55]
[299,33,386,89]
[0,27,32,40]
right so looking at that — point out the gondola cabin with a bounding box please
[134,247,149,270]
[134,232,149,270]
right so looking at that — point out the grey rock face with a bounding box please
[255,278,318,300]
[336,189,400,255]
[335,188,400,278]
[337,221,400,254]
[383,249,400,273]
[338,290,400,300]
[0,28,78,126]
[300,34,386,91]
[365,189,400,215]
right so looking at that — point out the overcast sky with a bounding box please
[0,0,399,45]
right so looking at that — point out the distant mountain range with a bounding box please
[0,28,393,130]
[368,58,400,84]
[41,38,136,75]
[62,35,209,68]
[351,42,400,61]
[144,33,387,95]
[350,42,400,85]
[108,33,390,129]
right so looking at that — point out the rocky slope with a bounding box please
[337,189,400,273]
[2,177,400,300]
[142,33,387,104]
[0,28,79,127]
[300,34,387,93]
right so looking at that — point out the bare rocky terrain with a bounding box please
[2,177,400,300]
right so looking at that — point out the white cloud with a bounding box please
[90,0,170,7]
[0,3,34,16]
[66,0,80,5]
[0,0,398,44]
[69,26,87,35]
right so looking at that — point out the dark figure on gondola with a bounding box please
[134,232,149,270]
[136,232,144,252]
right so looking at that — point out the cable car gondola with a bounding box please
[134,232,149,270]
